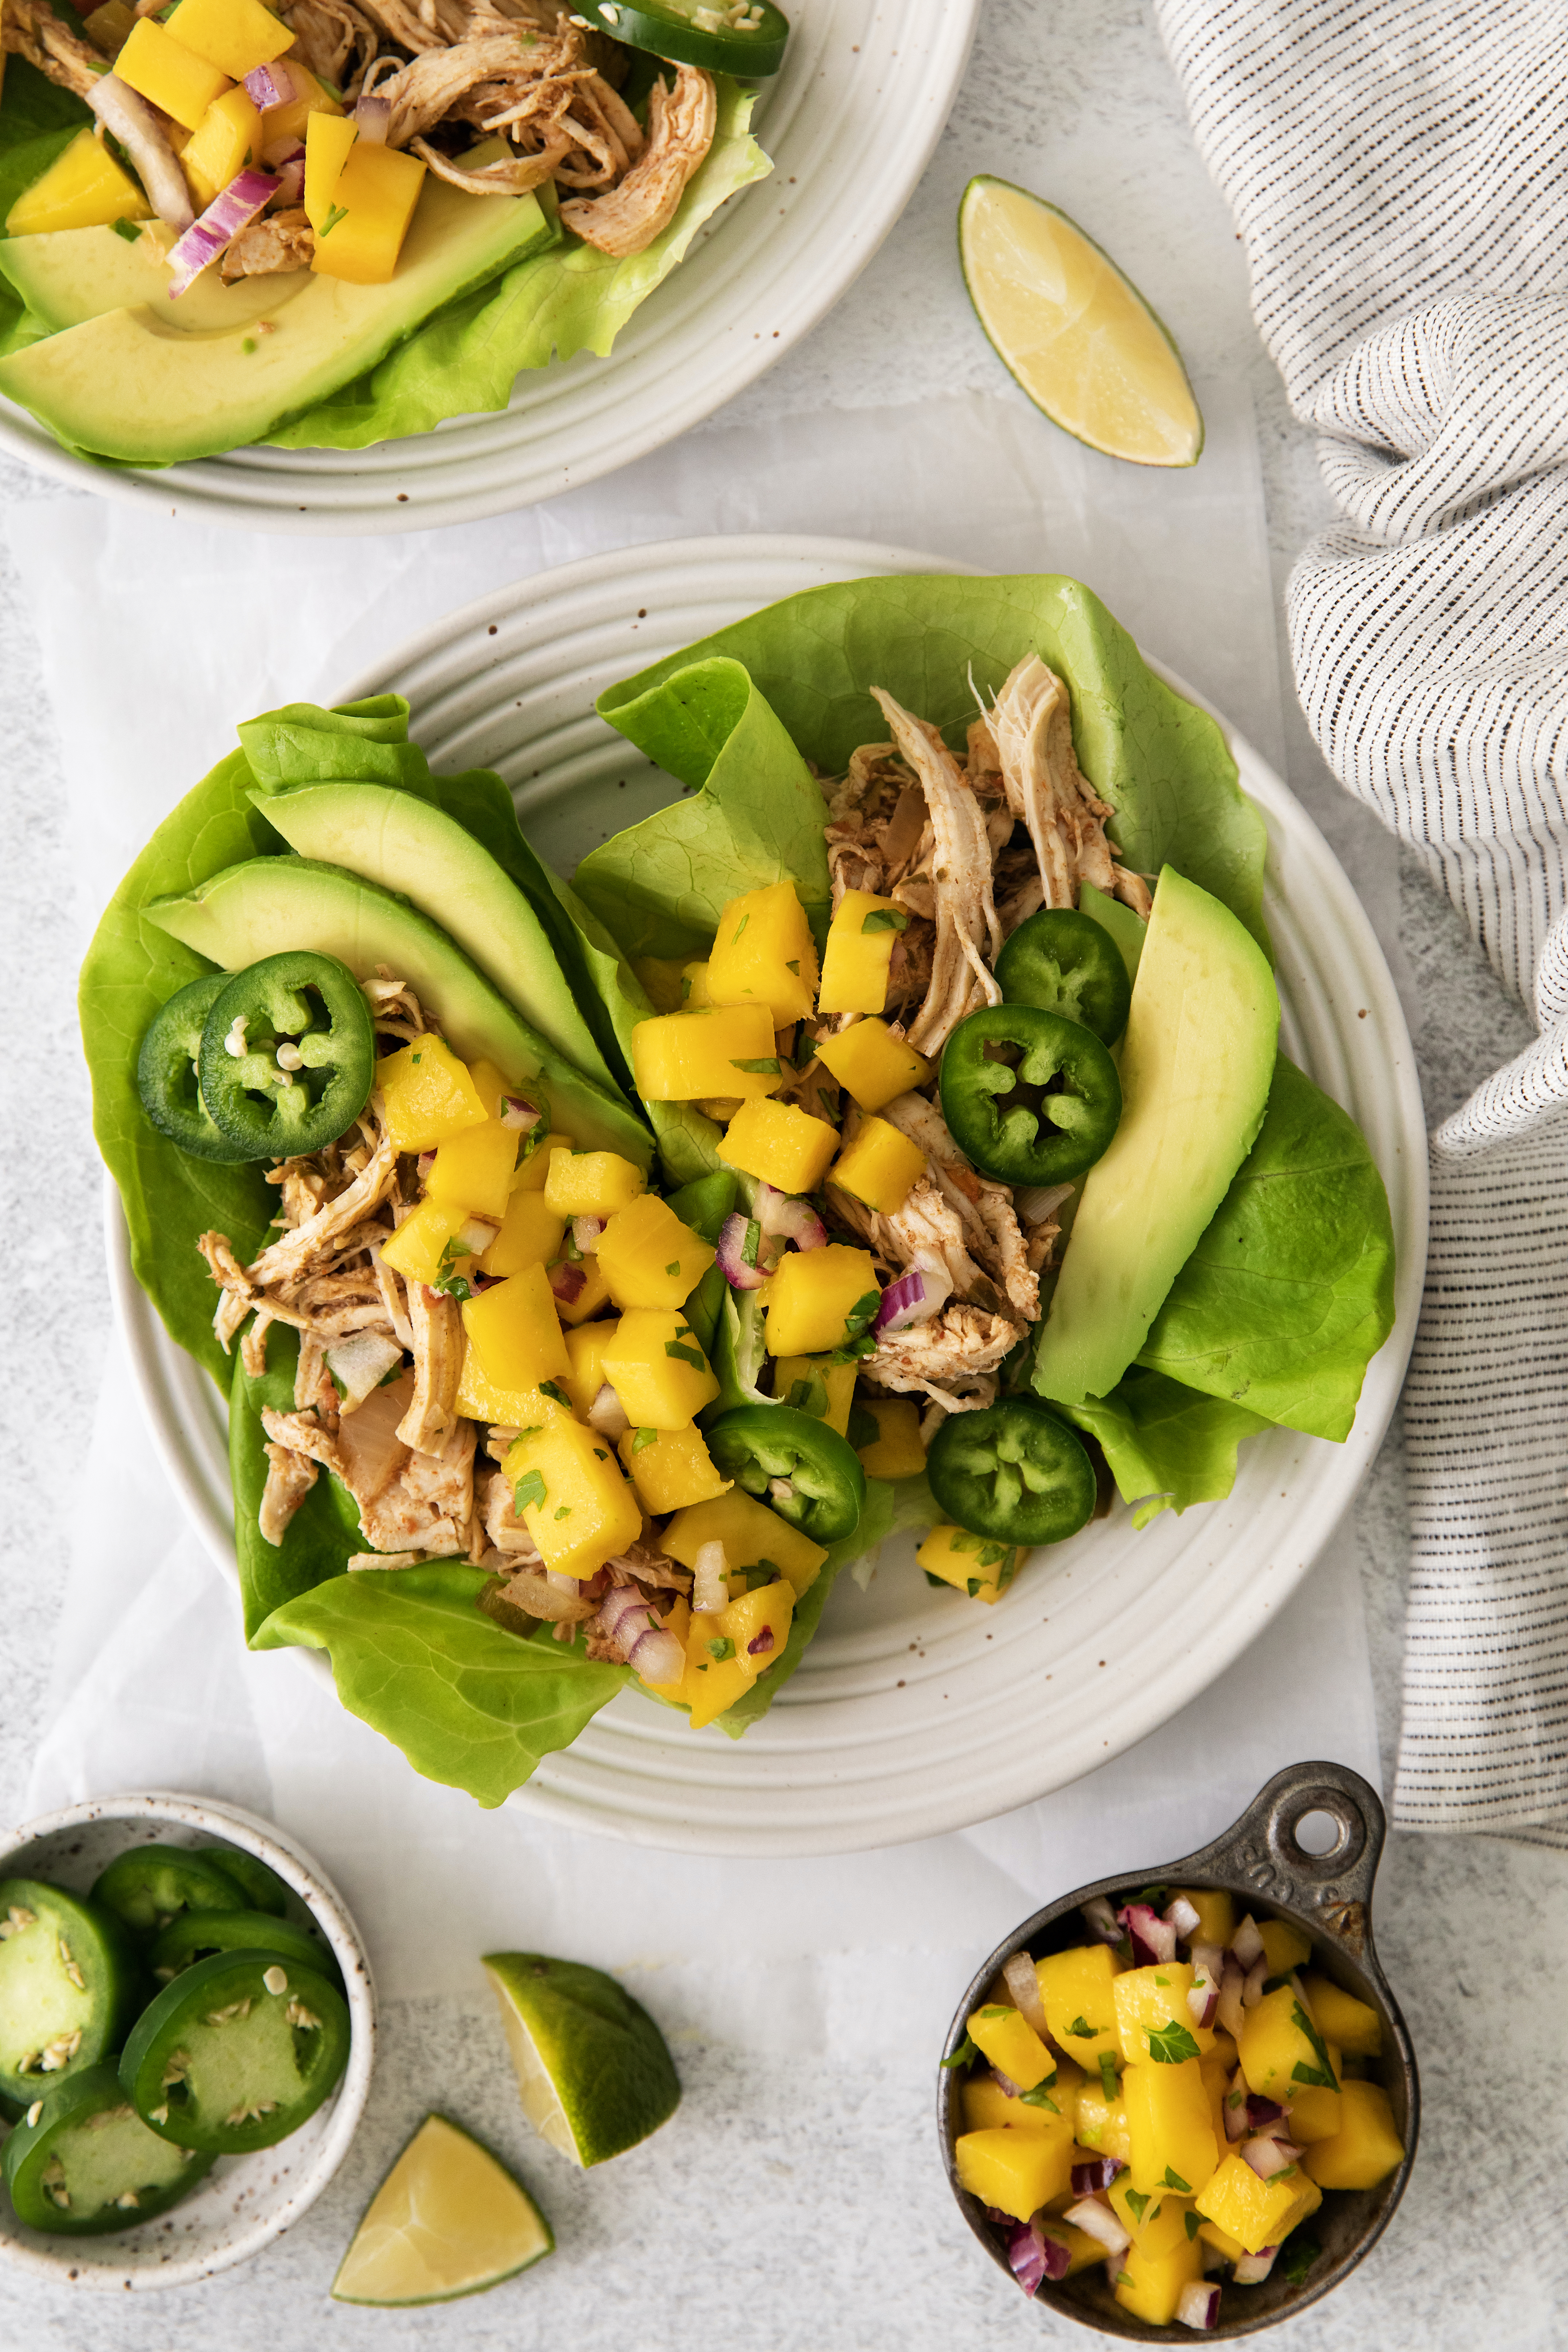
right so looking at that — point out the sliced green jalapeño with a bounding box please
[91,1845,252,1941]
[578,0,790,76]
[994,907,1132,1046]
[135,971,256,1163]
[926,1397,1096,1548]
[704,1404,865,1544]
[197,1845,289,1916]
[2,2063,212,2234]
[197,948,376,1161]
[149,1909,343,1991]
[0,1878,146,2117]
[121,1948,351,2154]
[939,1002,1121,1185]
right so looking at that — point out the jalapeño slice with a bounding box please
[994,907,1133,1045]
[120,1948,351,2154]
[939,1002,1121,1185]
[0,1878,146,2116]
[135,971,257,1163]
[704,1404,865,1544]
[926,1397,1096,1548]
[91,1845,251,1942]
[577,0,789,76]
[1,2062,212,2235]
[198,1845,289,1916]
[197,949,376,1161]
[149,1908,343,1991]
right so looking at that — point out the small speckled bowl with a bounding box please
[939,1762,1419,2340]
[0,1791,375,2291]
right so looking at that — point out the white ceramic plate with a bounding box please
[108,535,1427,1855]
[0,4,977,533]
[0,1791,375,2291]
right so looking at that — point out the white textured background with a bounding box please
[1,0,1562,2345]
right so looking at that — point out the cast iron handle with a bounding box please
[1155,1759,1384,1957]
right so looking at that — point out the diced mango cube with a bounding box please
[772,1355,856,1437]
[427,1118,520,1220]
[543,1148,644,1219]
[954,2126,1073,2225]
[619,1422,730,1514]
[1238,1984,1334,2103]
[663,1489,826,1598]
[1122,2056,1219,2197]
[303,106,358,224]
[683,1609,752,1728]
[631,1006,784,1103]
[813,1017,932,1113]
[1170,1887,1236,1948]
[596,1193,715,1311]
[310,139,425,284]
[918,1523,1020,1605]
[563,1319,620,1418]
[706,880,818,1024]
[817,888,908,1015]
[1042,2222,1109,2279]
[167,0,292,79]
[549,1253,613,1327]
[510,1131,576,1192]
[462,1262,569,1392]
[478,1188,565,1278]
[961,2075,1057,2135]
[764,1242,879,1357]
[1114,1963,1215,2065]
[1073,2080,1131,2165]
[717,1578,794,1679]
[829,1117,927,1215]
[454,1347,567,1432]
[1288,2042,1343,2145]
[1109,2175,1197,2258]
[1197,2219,1246,2265]
[1036,1943,1123,2068]
[1195,2152,1322,2255]
[378,1194,474,1288]
[378,1035,488,1151]
[1301,2079,1404,2189]
[258,63,342,150]
[1258,1919,1313,1978]
[600,1308,718,1427]
[115,17,230,129]
[5,127,151,235]
[1113,2234,1204,2327]
[968,2003,1054,2093]
[855,1396,926,1480]
[1299,1974,1383,2058]
[638,1594,690,1699]
[179,84,261,208]
[719,1097,838,1195]
[503,1414,642,1580]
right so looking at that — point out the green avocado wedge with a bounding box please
[1,217,315,334]
[0,160,556,465]
[142,856,652,1167]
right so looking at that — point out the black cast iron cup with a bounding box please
[938,1762,1419,2339]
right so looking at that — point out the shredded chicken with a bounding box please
[876,1092,1039,1317]
[865,1303,1023,1411]
[2,0,103,97]
[991,655,1153,919]
[220,207,314,282]
[258,1442,318,1546]
[558,62,714,256]
[262,1378,467,1557]
[870,689,1003,1056]
[396,1281,463,1454]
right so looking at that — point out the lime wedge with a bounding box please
[959,176,1203,467]
[331,2113,551,2306]
[483,1951,681,2169]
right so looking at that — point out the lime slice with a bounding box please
[483,1951,681,2168]
[331,2113,551,2306]
[959,176,1203,468]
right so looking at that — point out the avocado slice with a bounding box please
[0,164,556,464]
[0,218,314,334]
[1032,864,1278,1406]
[251,779,627,1103]
[143,855,653,1168]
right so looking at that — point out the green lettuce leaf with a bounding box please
[230,1324,361,1639]
[265,81,768,452]
[253,1563,628,1807]
[1136,1056,1396,1441]
[595,575,1269,951]
[578,655,834,957]
[1063,1371,1270,1529]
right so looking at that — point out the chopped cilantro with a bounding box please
[1018,2083,1059,2113]
[513,1469,547,1512]
[592,1448,608,1462]
[1066,2015,1098,2038]
[785,958,800,973]
[732,914,750,941]
[1184,2210,1200,2242]
[977,2005,1011,2020]
[553,1506,572,1521]
[1116,2272,1133,2288]
[739,1218,762,1267]
[665,1339,707,1370]
[1162,2166,1191,2192]
[318,201,349,237]
[1290,2000,1338,2086]
[665,1259,681,1276]
[1155,1973,1171,1985]
[940,2034,979,2071]
[110,217,143,243]
[1145,2019,1201,2065]
[1279,2235,1321,2286]
[730,1057,780,1075]
[632,1428,659,1453]
[1098,2052,1119,2101]
[432,1236,474,1300]
[539,1381,570,1407]
[861,907,910,934]
[706,1636,735,1662]
[1124,2188,1150,2224]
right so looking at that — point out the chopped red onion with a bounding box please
[87,74,192,230]
[1231,1914,1265,1971]
[628,1622,684,1683]
[586,1383,629,1438]
[1037,2228,1071,2284]
[1216,1955,1247,2043]
[1001,1951,1050,2038]
[1120,1903,1176,1968]
[549,1261,586,1305]
[416,1150,436,1181]
[1006,2220,1049,2297]
[1241,2134,1302,2180]
[457,1216,497,1254]
[572,1214,604,1254]
[1080,1895,1123,1944]
[354,89,390,142]
[1164,1894,1202,1942]
[747,1625,775,1658]
[716,1211,769,1290]
[501,1095,541,1131]
[1241,1956,1268,2009]
[1187,1943,1221,2026]
[547,1569,581,1597]
[1245,2094,1287,2129]
[596,1583,683,1683]
[324,1329,404,1411]
[757,1183,825,1250]
[692,1540,728,1615]
[990,2067,1022,2098]
[244,59,299,108]
[1062,2198,1130,2258]
[1233,2246,1279,2285]
[1175,2281,1221,2330]
[1071,2157,1123,2195]
[874,1269,929,1335]
[1014,1180,1073,1224]
[167,168,280,296]
[1223,2069,1249,2142]
[269,142,306,203]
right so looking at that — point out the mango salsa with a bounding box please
[378,1035,488,1151]
[967,2002,1054,2093]
[1121,2056,1218,2196]
[115,17,230,130]
[954,2125,1073,2224]
[717,1579,794,1678]
[917,1523,1020,1604]
[461,1262,569,1392]
[683,1608,754,1728]
[478,1188,565,1278]
[310,141,426,285]
[454,1349,567,1432]
[601,1309,719,1427]
[562,1319,620,1417]
[813,1016,932,1111]
[1301,2080,1404,2189]
[551,1252,614,1326]
[1036,1940,1122,2068]
[719,1097,839,1194]
[167,0,293,80]
[510,1131,576,1191]
[378,1194,474,1288]
[543,1148,644,1218]
[180,85,262,209]
[303,108,359,227]
[854,1395,926,1480]
[632,1005,785,1103]
[1238,1984,1334,2103]
[6,128,151,235]
[662,1489,826,1597]
[1114,1962,1216,2066]
[427,1117,520,1219]
[764,1242,879,1356]
[829,1116,926,1214]
[1299,1974,1383,2058]
[705,880,818,1023]
[771,1354,857,1437]
[595,1193,714,1311]
[1114,2234,1204,2327]
[1193,2150,1322,2256]
[502,1414,642,1580]
[817,888,907,1015]
[618,1422,730,1514]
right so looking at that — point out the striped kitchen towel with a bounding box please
[1155,0,1568,1839]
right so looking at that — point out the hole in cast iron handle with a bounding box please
[1167,1759,1387,1954]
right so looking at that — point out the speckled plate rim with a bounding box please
[0,1791,376,2291]
[0,0,980,533]
[104,534,1427,1857]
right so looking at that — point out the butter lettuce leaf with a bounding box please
[1063,1371,1270,1528]
[254,1564,628,1807]
[595,572,1268,951]
[1137,1056,1396,1441]
[231,1325,361,1640]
